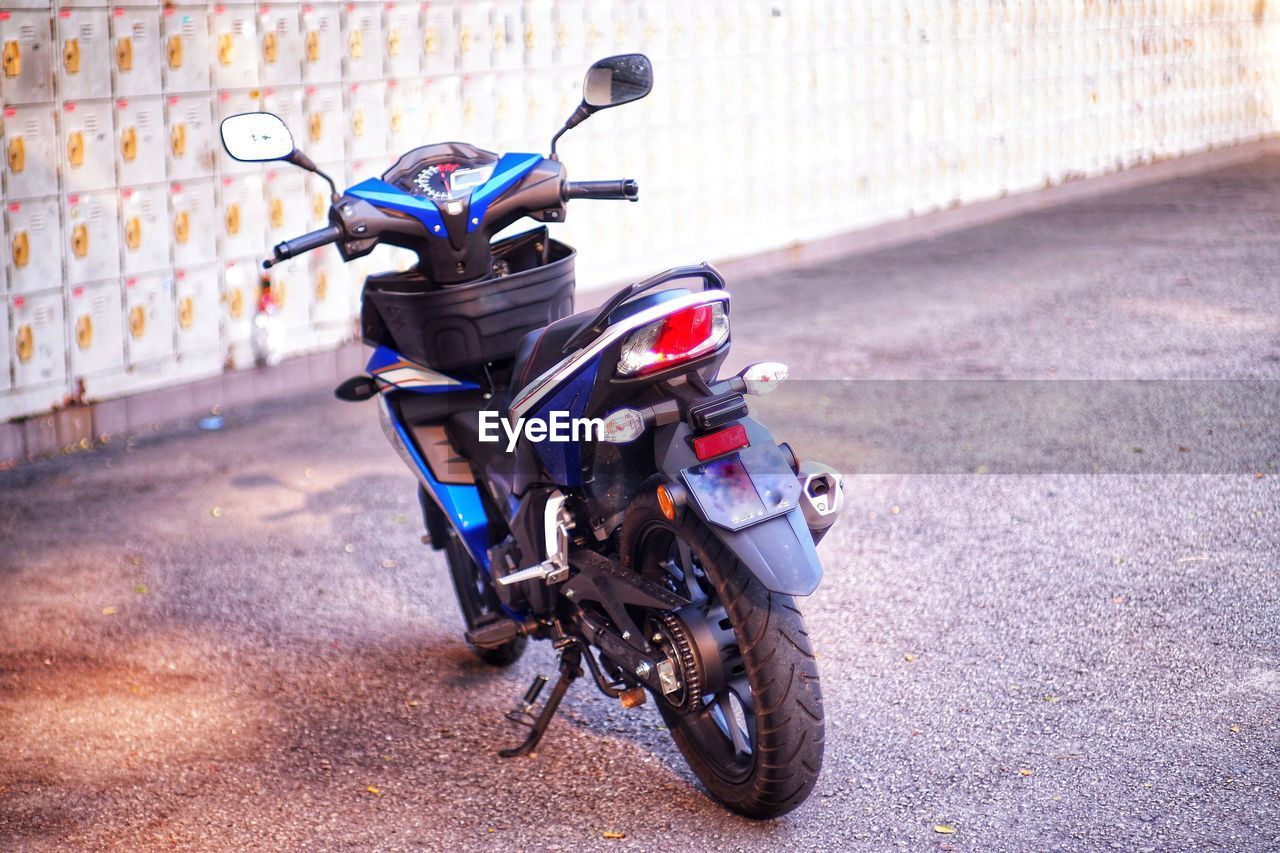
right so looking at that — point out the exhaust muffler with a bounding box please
[797,460,843,543]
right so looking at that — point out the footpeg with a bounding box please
[465,617,521,650]
[497,493,573,587]
[497,560,567,586]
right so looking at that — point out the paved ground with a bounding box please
[2,156,1279,851]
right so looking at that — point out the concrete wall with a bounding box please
[2,0,1278,427]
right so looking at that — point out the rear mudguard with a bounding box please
[653,418,823,597]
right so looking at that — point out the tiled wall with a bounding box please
[2,1,1277,422]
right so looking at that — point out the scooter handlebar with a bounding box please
[563,179,639,202]
[262,223,344,269]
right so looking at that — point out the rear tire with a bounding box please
[443,531,527,666]
[621,490,825,819]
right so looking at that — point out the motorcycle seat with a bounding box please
[508,287,690,397]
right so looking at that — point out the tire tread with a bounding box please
[621,491,825,819]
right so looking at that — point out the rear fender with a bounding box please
[653,418,823,596]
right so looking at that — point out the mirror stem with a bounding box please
[549,103,594,160]
[287,149,340,201]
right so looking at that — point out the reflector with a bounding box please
[656,485,677,519]
[692,424,749,461]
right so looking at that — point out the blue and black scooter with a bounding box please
[220,54,844,818]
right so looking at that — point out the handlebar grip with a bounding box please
[263,223,343,268]
[563,179,639,202]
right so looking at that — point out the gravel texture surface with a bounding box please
[2,157,1278,851]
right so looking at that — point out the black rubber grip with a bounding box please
[564,179,639,201]
[264,223,343,268]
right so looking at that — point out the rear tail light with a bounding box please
[617,301,729,377]
[692,424,749,461]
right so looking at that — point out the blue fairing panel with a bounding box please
[530,358,599,486]
[365,346,403,372]
[346,178,448,238]
[467,153,542,232]
[380,397,490,572]
[366,346,480,394]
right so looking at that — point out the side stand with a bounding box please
[498,644,582,758]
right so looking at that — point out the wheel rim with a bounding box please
[635,521,758,784]
[448,531,498,629]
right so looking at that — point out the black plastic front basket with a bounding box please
[361,230,575,372]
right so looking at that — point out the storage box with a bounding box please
[5,197,62,295]
[300,3,343,85]
[302,83,346,162]
[124,272,175,367]
[258,3,302,87]
[217,173,267,260]
[68,280,126,379]
[169,178,218,268]
[1,10,56,105]
[421,1,458,74]
[0,299,10,393]
[10,290,66,390]
[166,93,216,180]
[65,190,120,286]
[361,229,575,371]
[211,4,260,90]
[173,265,222,356]
[220,257,258,345]
[119,184,171,276]
[386,77,427,154]
[161,6,213,93]
[61,99,117,194]
[346,80,388,159]
[383,2,422,78]
[342,2,383,81]
[3,104,59,200]
[115,97,168,187]
[111,7,163,98]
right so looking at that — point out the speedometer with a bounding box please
[412,163,458,200]
[409,162,495,201]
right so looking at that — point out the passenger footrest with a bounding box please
[465,617,520,650]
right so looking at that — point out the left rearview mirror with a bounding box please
[220,112,295,162]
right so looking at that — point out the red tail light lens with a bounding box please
[617,301,729,377]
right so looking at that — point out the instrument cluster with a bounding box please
[405,161,496,202]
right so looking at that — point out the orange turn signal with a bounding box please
[656,485,677,520]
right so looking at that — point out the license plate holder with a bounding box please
[680,444,800,531]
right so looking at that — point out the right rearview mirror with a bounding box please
[551,54,653,158]
[220,112,295,162]
[582,54,653,110]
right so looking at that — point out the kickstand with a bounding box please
[498,644,582,758]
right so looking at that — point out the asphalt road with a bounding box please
[2,157,1279,851]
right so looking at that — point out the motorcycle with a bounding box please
[219,54,844,819]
